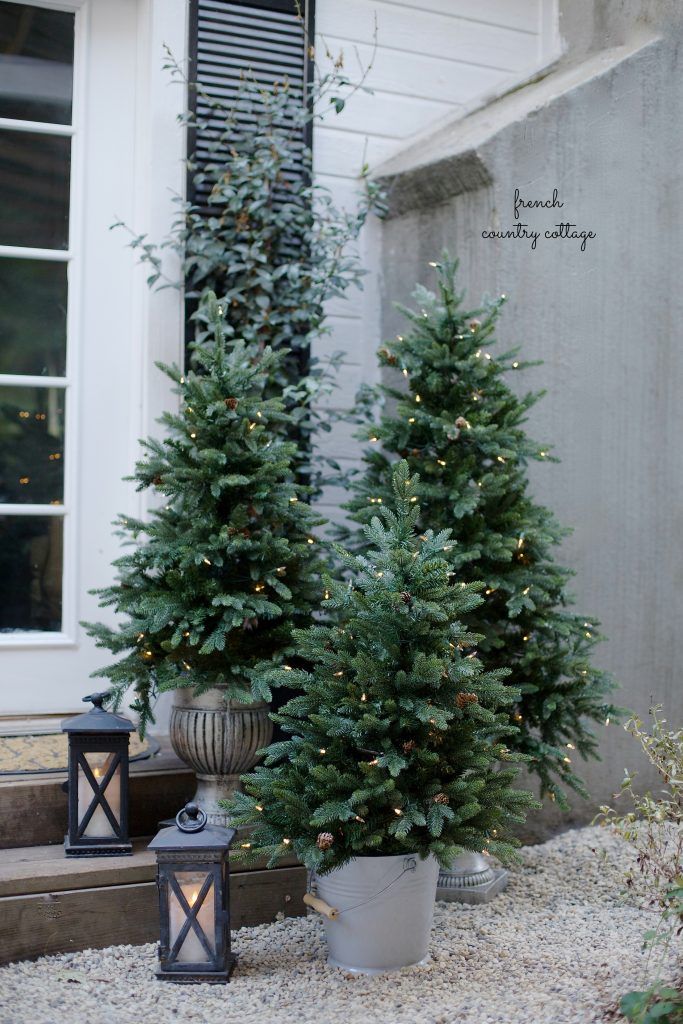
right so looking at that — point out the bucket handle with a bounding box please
[303,893,340,920]
[306,856,417,921]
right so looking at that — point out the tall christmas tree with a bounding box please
[344,258,619,806]
[228,461,535,872]
[83,295,324,735]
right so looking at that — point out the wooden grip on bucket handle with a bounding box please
[303,892,340,920]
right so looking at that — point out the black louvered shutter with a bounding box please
[189,0,313,211]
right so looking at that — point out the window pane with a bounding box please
[0,3,74,124]
[0,515,62,631]
[169,871,216,963]
[78,753,121,838]
[0,385,64,503]
[0,258,67,376]
[0,130,70,248]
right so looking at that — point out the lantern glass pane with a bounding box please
[169,871,215,963]
[77,751,120,838]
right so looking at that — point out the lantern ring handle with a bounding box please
[176,803,207,833]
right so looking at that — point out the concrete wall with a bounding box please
[375,1,683,836]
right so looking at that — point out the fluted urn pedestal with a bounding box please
[437,850,508,904]
[170,687,272,826]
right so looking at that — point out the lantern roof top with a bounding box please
[61,692,135,734]
[149,804,236,852]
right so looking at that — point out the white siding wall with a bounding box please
[312,0,560,516]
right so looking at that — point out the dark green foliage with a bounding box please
[83,296,325,734]
[122,55,383,481]
[227,461,535,873]
[344,256,620,807]
[620,985,683,1024]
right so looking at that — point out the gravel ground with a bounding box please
[0,826,679,1024]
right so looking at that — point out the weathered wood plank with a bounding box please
[0,882,159,966]
[0,763,195,850]
[230,865,307,931]
[0,841,300,897]
[0,867,307,965]
[0,840,156,897]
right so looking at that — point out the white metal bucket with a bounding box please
[313,853,439,974]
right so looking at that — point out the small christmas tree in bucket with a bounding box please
[228,462,534,973]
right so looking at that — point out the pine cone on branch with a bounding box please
[457,692,479,709]
[316,832,334,851]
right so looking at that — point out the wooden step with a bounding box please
[0,839,307,965]
[0,740,195,849]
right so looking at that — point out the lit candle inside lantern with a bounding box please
[168,872,216,963]
[77,754,121,837]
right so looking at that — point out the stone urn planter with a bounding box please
[308,853,440,974]
[169,687,272,825]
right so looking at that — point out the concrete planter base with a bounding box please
[437,850,508,904]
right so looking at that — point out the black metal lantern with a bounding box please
[61,691,134,857]
[149,803,236,984]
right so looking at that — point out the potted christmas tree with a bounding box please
[344,256,620,895]
[228,461,534,973]
[83,296,324,821]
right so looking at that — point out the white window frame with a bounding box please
[0,0,87,649]
[0,0,187,717]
